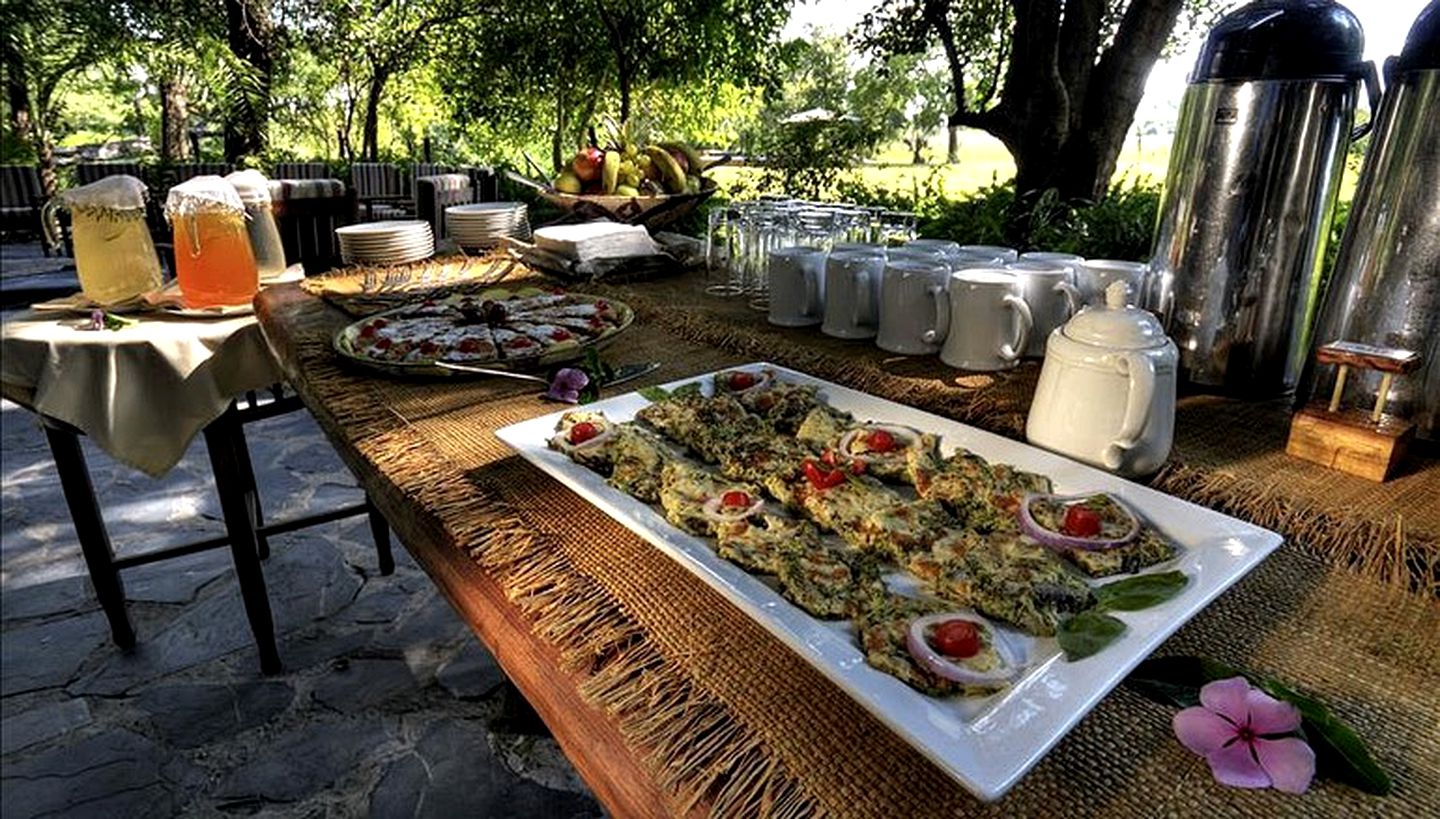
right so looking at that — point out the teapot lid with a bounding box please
[1063,281,1168,350]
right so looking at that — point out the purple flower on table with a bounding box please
[87,309,105,331]
[546,367,590,404]
[1173,676,1315,794]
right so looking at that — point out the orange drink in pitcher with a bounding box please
[166,176,259,308]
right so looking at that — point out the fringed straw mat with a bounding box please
[267,276,1439,818]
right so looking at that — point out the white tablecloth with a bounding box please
[1,310,283,476]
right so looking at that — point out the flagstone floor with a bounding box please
[0,381,602,816]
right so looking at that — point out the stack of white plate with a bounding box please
[337,221,435,265]
[446,202,531,249]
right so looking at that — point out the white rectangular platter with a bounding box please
[495,362,1282,801]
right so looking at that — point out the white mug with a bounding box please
[928,269,1033,371]
[1077,259,1148,307]
[767,246,826,327]
[958,244,1019,263]
[1006,260,1081,358]
[823,251,884,339]
[877,259,949,355]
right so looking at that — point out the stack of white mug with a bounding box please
[766,240,1150,372]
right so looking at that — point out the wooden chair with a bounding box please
[0,164,47,248]
[414,173,473,242]
[270,178,355,275]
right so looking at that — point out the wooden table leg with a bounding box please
[203,411,282,675]
[366,498,395,576]
[230,417,269,560]
[40,420,136,649]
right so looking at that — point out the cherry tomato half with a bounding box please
[867,429,896,453]
[728,371,757,391]
[720,490,752,509]
[930,620,981,659]
[802,460,846,490]
[1062,504,1103,538]
[569,421,601,445]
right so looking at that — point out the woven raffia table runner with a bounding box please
[259,271,1439,818]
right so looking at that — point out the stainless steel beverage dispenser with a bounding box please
[1301,1,1440,442]
[1150,1,1379,397]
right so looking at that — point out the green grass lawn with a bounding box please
[710,129,1176,200]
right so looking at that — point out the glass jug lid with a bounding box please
[225,169,273,205]
[61,175,148,213]
[1063,281,1169,350]
[165,175,244,220]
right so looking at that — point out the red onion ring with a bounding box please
[836,424,918,462]
[905,612,1022,685]
[1018,492,1139,551]
[718,368,774,397]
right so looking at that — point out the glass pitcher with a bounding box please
[165,176,258,308]
[225,169,286,280]
[43,175,163,305]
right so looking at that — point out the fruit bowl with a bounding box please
[507,172,718,230]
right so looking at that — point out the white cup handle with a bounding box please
[1054,280,1082,316]
[1001,294,1032,361]
[922,284,949,345]
[1104,351,1155,469]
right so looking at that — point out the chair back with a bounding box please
[75,162,146,186]
[269,178,353,274]
[0,164,44,207]
[172,162,235,183]
[414,174,473,240]
[272,162,330,180]
[463,165,500,203]
[349,163,402,200]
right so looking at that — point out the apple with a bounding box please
[553,170,582,194]
[572,146,604,183]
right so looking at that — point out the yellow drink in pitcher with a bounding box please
[70,208,163,305]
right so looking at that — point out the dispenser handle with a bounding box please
[1351,61,1382,142]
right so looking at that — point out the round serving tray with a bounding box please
[332,286,635,378]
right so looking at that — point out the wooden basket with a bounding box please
[506,171,717,230]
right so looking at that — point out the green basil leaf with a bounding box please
[1094,571,1189,611]
[1260,679,1394,796]
[671,382,702,398]
[637,386,670,402]
[1057,611,1127,661]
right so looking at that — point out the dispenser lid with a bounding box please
[1192,1,1367,82]
[60,175,147,211]
[165,175,245,218]
[225,169,272,205]
[1396,1,1440,73]
[1062,282,1169,350]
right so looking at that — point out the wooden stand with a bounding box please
[1286,341,1421,482]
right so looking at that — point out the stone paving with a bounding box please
[0,370,603,816]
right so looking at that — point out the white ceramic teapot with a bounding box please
[1026,281,1177,477]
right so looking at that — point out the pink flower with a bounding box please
[545,367,590,403]
[1173,676,1315,794]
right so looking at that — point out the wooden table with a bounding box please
[253,284,679,818]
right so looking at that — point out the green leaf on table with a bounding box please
[1057,611,1127,661]
[1260,678,1394,795]
[1122,656,1393,795]
[1094,571,1188,611]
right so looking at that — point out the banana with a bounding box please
[602,150,621,195]
[660,141,705,176]
[645,145,687,194]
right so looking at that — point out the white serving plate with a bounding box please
[494,363,1282,801]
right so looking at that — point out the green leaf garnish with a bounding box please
[1094,571,1188,612]
[637,385,670,402]
[1057,611,1126,661]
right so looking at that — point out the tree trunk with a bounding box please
[160,77,191,162]
[361,70,388,162]
[947,126,959,163]
[911,134,924,165]
[223,0,273,162]
[617,63,632,123]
